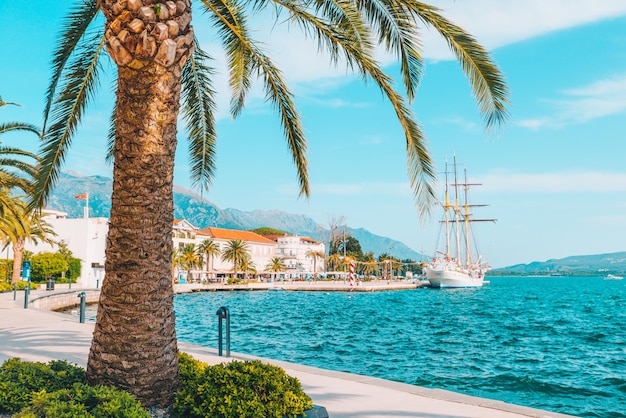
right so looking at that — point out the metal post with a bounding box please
[13,282,16,300]
[78,292,86,323]
[23,285,29,309]
[216,306,230,357]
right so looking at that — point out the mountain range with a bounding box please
[48,173,626,274]
[49,172,424,260]
[490,252,626,276]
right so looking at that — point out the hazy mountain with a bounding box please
[49,173,424,260]
[490,252,626,276]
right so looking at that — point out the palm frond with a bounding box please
[32,29,106,211]
[181,42,218,193]
[105,104,116,164]
[407,1,509,129]
[43,0,100,134]
[272,0,435,212]
[0,122,41,137]
[201,0,309,197]
[356,0,424,102]
[200,0,254,118]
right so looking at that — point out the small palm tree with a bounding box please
[362,261,379,280]
[238,254,256,282]
[178,243,203,282]
[196,239,220,282]
[171,248,180,284]
[0,202,57,284]
[327,253,342,273]
[265,256,286,282]
[221,240,250,280]
[305,250,325,277]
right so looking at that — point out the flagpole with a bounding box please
[84,193,89,219]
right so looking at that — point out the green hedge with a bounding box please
[0,281,35,292]
[0,354,314,417]
[173,353,313,417]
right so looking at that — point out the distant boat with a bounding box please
[604,274,623,280]
[425,156,495,289]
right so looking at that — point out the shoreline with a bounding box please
[1,288,574,418]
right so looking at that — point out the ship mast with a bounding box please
[464,166,471,268]
[444,158,451,259]
[453,156,461,265]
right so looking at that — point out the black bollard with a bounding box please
[23,285,29,309]
[216,306,230,357]
[78,292,86,323]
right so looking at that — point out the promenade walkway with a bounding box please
[0,288,574,418]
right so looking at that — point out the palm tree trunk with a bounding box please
[86,1,194,405]
[11,238,24,284]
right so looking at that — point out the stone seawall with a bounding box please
[29,290,101,311]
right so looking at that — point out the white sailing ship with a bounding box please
[426,156,495,288]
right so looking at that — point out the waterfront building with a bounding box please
[19,212,325,287]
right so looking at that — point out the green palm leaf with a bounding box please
[202,0,310,197]
[0,122,40,137]
[181,43,218,193]
[33,28,106,210]
[407,2,509,128]
[43,0,101,134]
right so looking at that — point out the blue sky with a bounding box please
[2,1,626,267]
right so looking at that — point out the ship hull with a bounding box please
[426,268,484,288]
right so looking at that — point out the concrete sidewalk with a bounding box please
[0,289,574,418]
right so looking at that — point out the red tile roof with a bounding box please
[197,227,276,244]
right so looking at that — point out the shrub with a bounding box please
[0,358,85,413]
[173,353,313,418]
[13,383,149,418]
[0,282,11,292]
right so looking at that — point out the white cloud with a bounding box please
[196,1,626,99]
[420,0,626,61]
[479,171,626,193]
[517,74,626,129]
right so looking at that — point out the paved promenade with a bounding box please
[0,288,574,418]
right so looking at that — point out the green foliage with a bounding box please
[0,355,314,417]
[14,383,149,418]
[0,281,32,292]
[0,358,85,413]
[29,252,68,281]
[251,227,287,236]
[0,259,13,282]
[173,353,313,418]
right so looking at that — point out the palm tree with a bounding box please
[0,201,57,284]
[32,0,508,406]
[171,247,180,284]
[197,239,220,281]
[178,243,203,282]
[265,256,286,282]
[305,249,325,277]
[362,260,379,280]
[221,239,250,279]
[238,254,256,281]
[326,253,343,273]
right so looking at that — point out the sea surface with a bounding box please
[173,277,626,417]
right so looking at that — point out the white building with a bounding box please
[22,214,326,286]
[272,234,326,279]
[22,210,107,288]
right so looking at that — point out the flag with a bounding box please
[74,193,88,199]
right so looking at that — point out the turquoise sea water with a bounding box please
[174,277,626,417]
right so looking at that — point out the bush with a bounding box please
[0,358,86,413]
[173,353,313,418]
[13,383,149,418]
[0,281,38,292]
[0,354,314,418]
